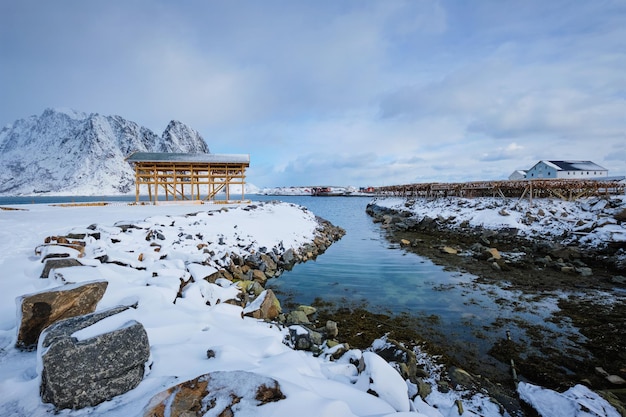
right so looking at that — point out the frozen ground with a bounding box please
[0,201,620,416]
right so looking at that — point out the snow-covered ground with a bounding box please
[372,195,626,250]
[0,201,620,416]
[260,186,315,195]
[260,185,371,195]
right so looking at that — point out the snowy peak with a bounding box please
[42,107,88,121]
[160,120,209,153]
[0,108,210,195]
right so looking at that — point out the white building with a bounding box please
[508,170,528,180]
[523,160,608,179]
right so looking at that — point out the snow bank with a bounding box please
[518,382,621,417]
[372,195,626,249]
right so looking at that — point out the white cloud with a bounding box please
[479,142,524,162]
[1,0,625,186]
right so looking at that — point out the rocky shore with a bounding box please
[4,199,624,416]
[363,196,626,415]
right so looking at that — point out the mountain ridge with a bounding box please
[0,108,210,196]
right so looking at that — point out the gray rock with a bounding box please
[289,326,313,350]
[611,276,626,285]
[325,320,338,338]
[40,258,83,278]
[417,378,432,400]
[550,246,581,261]
[296,305,317,316]
[281,249,295,267]
[288,325,324,351]
[372,337,420,383]
[470,243,487,253]
[448,366,476,389]
[285,310,310,324]
[39,305,149,410]
[245,252,263,269]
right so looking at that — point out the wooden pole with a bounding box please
[154,164,158,204]
[134,164,139,203]
[172,165,177,201]
[241,166,246,201]
[147,165,153,203]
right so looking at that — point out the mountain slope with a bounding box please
[0,108,209,195]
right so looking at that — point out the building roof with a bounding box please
[545,160,607,171]
[126,152,250,165]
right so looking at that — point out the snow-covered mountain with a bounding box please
[0,108,209,195]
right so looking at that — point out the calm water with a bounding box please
[257,196,579,378]
[0,195,136,205]
[0,194,577,378]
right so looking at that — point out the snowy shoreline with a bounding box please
[370,195,626,242]
[0,200,622,416]
[368,195,626,267]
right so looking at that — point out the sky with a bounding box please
[1,0,625,188]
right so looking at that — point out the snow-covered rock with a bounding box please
[355,351,411,412]
[517,382,621,417]
[370,195,626,249]
[0,108,209,196]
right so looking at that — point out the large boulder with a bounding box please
[16,280,108,350]
[39,305,149,410]
[143,371,285,417]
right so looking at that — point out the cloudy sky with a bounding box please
[1,1,625,188]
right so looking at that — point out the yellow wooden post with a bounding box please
[153,165,157,202]
[147,165,153,203]
[241,166,246,201]
[134,164,139,203]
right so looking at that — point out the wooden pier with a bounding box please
[373,178,625,201]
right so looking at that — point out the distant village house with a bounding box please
[509,160,608,180]
[508,170,528,180]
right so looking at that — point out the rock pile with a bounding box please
[366,196,626,412]
[11,202,346,410]
[366,197,626,284]
[102,206,345,310]
[15,242,150,410]
[280,304,348,357]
